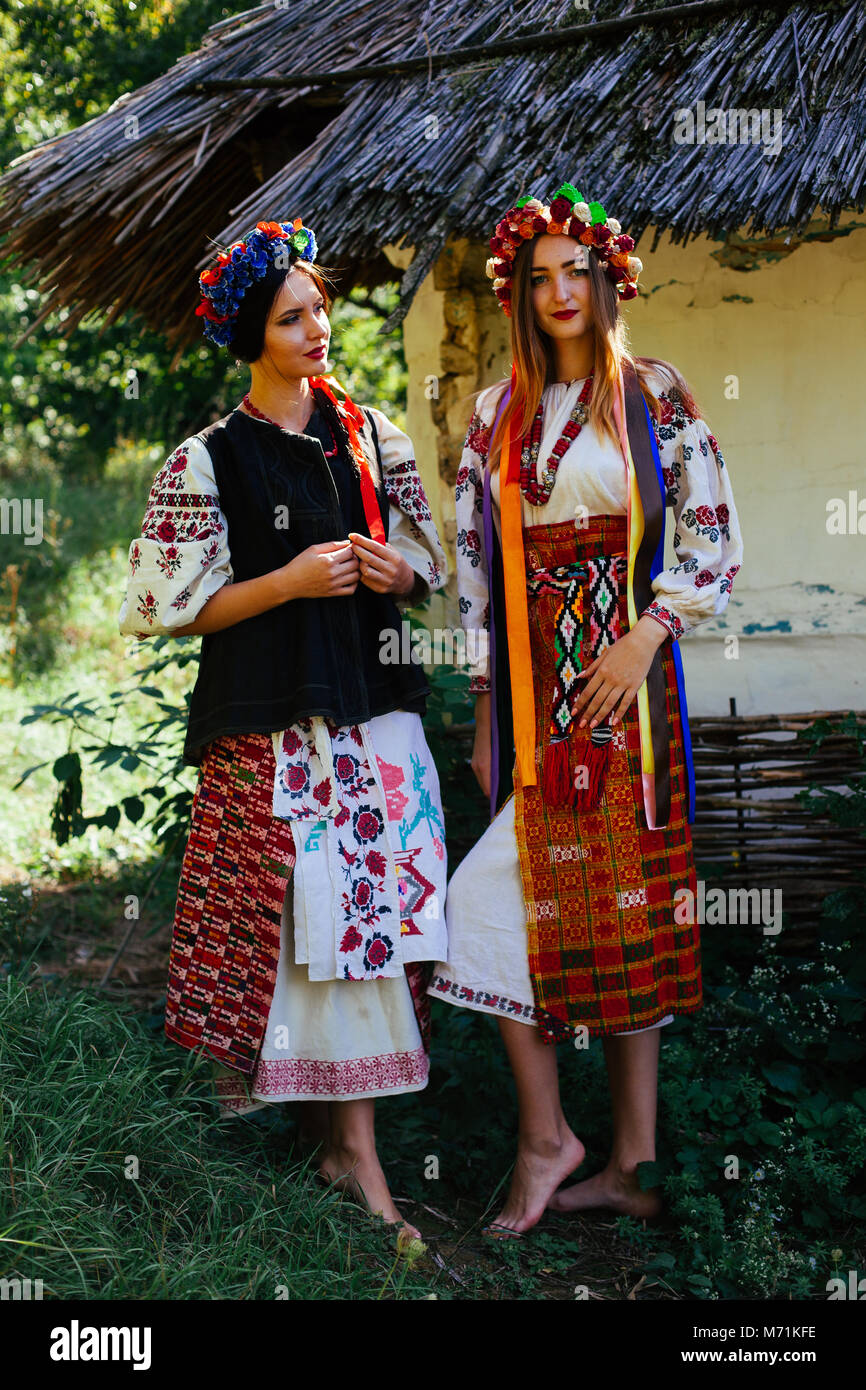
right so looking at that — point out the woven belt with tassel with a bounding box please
[526,551,628,810]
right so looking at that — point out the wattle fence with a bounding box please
[440,710,866,938]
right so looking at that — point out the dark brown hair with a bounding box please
[231,259,338,363]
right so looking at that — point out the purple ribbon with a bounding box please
[482,387,512,819]
[640,395,696,822]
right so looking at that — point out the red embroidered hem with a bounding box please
[213,1046,428,1107]
[253,1046,429,1098]
[428,971,540,1024]
[428,971,691,1037]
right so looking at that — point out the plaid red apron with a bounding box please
[513,514,700,1043]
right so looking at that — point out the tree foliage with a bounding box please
[0,2,406,481]
[0,0,246,168]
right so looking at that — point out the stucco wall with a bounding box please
[384,224,866,715]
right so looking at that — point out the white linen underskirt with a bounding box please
[428,793,672,1036]
[213,880,427,1116]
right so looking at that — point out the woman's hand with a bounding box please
[280,540,361,599]
[174,541,359,634]
[471,693,492,798]
[572,616,668,729]
[348,532,415,596]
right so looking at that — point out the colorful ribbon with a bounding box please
[499,365,538,790]
[311,375,386,544]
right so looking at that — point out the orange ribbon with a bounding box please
[311,375,386,543]
[499,365,538,790]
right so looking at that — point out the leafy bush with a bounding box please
[15,637,199,862]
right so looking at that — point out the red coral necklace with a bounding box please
[519,373,593,505]
[241,390,338,457]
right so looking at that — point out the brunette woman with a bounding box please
[119,219,448,1248]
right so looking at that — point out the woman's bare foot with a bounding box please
[547,1163,662,1219]
[486,1127,586,1237]
[318,1144,422,1242]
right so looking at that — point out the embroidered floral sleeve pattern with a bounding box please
[361,407,448,609]
[455,387,498,692]
[645,386,744,640]
[118,435,234,639]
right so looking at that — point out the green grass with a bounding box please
[0,973,439,1300]
[1,869,864,1300]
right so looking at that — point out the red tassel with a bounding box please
[571,738,611,811]
[542,736,573,806]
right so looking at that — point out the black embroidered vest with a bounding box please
[181,390,429,766]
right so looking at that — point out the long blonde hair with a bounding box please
[486,237,700,467]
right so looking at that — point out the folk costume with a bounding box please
[429,186,743,1043]
[119,219,449,1114]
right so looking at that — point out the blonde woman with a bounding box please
[429,185,743,1236]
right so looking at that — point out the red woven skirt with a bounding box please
[165,734,296,1076]
[513,514,700,1043]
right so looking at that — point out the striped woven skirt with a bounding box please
[430,513,700,1042]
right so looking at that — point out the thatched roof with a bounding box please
[1,0,863,348]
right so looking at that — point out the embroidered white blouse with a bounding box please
[118,404,447,639]
[454,369,743,691]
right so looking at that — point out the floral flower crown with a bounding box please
[195,218,319,347]
[486,183,642,316]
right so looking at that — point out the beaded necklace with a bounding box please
[241,390,338,457]
[519,373,593,506]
